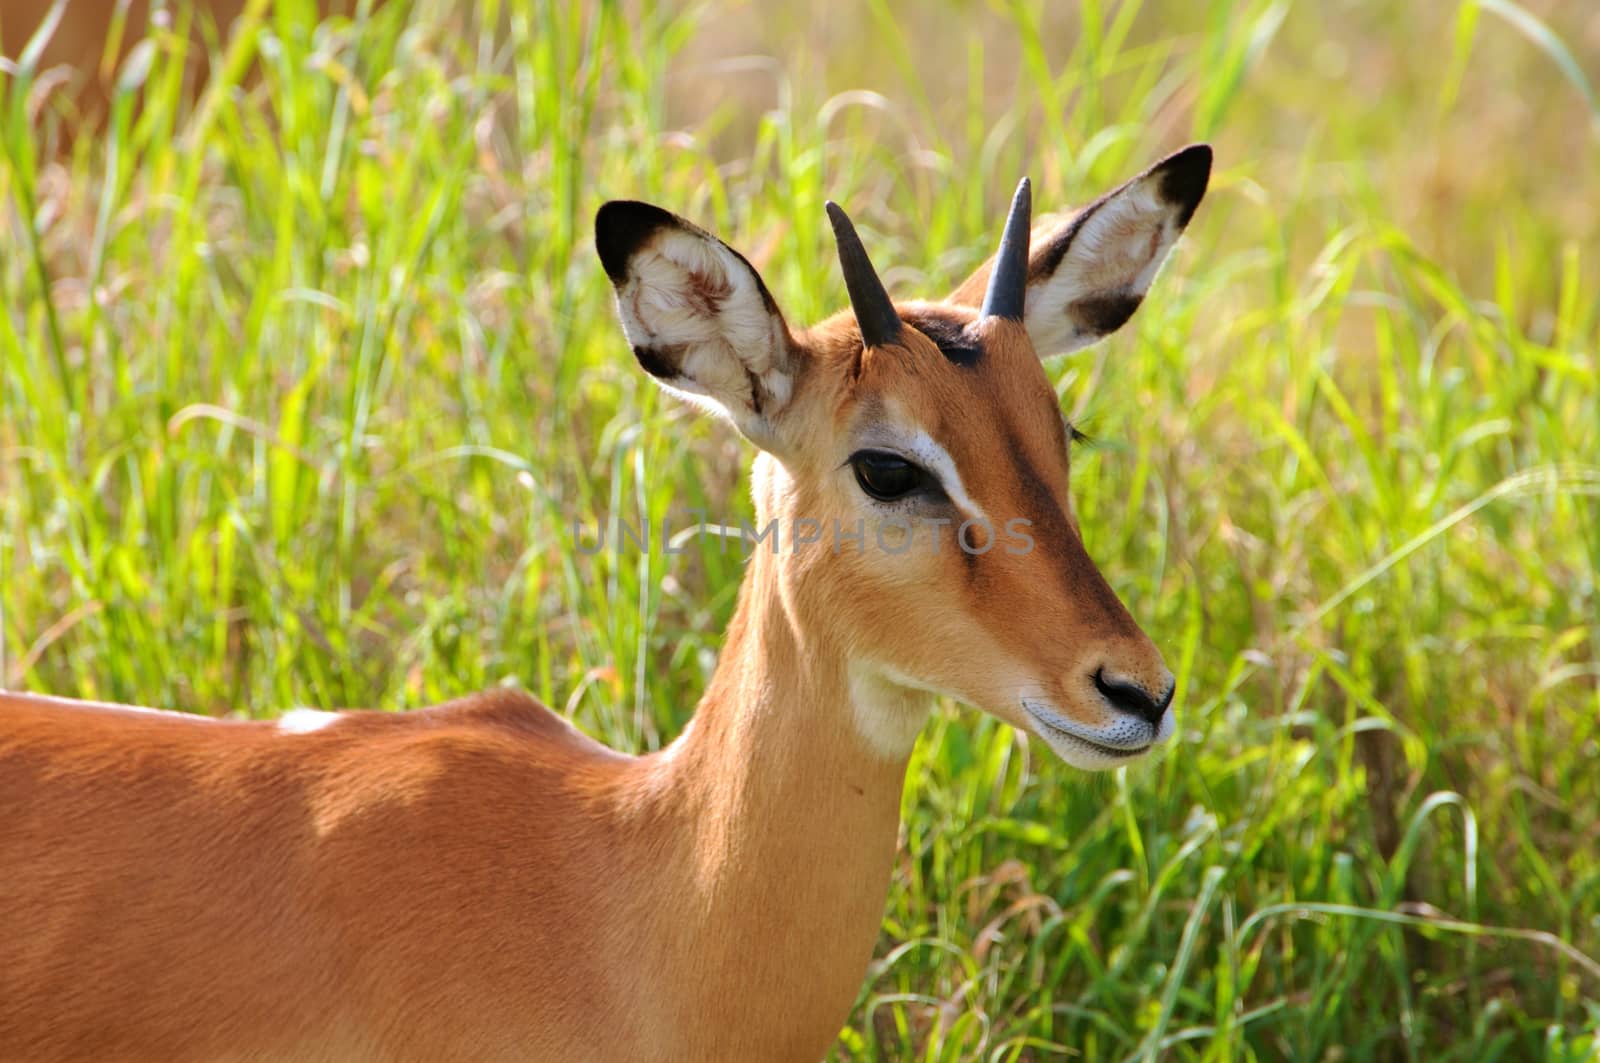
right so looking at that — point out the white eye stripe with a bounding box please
[900,431,986,523]
[860,403,988,523]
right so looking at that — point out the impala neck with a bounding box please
[634,528,930,1051]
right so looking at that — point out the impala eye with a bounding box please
[849,450,932,502]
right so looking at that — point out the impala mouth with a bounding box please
[1021,700,1156,761]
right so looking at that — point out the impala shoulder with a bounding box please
[418,689,626,759]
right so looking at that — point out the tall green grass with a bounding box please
[3,0,1598,1058]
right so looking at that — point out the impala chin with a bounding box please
[1020,698,1175,771]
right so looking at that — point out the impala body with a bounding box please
[1,146,1211,1061]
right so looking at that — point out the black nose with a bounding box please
[1093,669,1174,726]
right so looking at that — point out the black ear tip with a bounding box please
[1164,142,1213,173]
[594,200,678,284]
[1156,144,1212,226]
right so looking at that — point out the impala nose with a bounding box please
[1093,667,1174,727]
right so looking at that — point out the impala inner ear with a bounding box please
[595,200,798,448]
[948,144,1212,357]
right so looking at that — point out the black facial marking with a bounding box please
[630,344,680,379]
[1070,292,1143,336]
[999,426,1137,635]
[899,308,984,368]
[1004,428,1068,538]
[958,427,1061,586]
[960,532,982,582]
[1155,144,1212,228]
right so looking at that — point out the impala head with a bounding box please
[596,145,1210,769]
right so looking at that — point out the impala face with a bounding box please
[597,146,1210,768]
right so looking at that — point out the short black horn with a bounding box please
[826,201,902,348]
[981,177,1032,321]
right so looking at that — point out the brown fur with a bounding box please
[0,151,1208,1061]
[1,650,901,1061]
[773,309,1171,733]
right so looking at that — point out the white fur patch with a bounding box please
[859,411,988,525]
[277,708,342,734]
[904,430,986,524]
[847,663,936,759]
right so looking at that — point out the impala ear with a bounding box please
[595,201,798,449]
[950,144,1211,357]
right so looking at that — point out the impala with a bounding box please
[0,144,1211,1061]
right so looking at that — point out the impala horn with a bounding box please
[826,201,902,348]
[981,177,1032,321]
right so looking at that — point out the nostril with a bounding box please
[1092,668,1173,726]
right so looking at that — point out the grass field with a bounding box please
[4,0,1599,1058]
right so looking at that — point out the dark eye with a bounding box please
[849,450,930,502]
